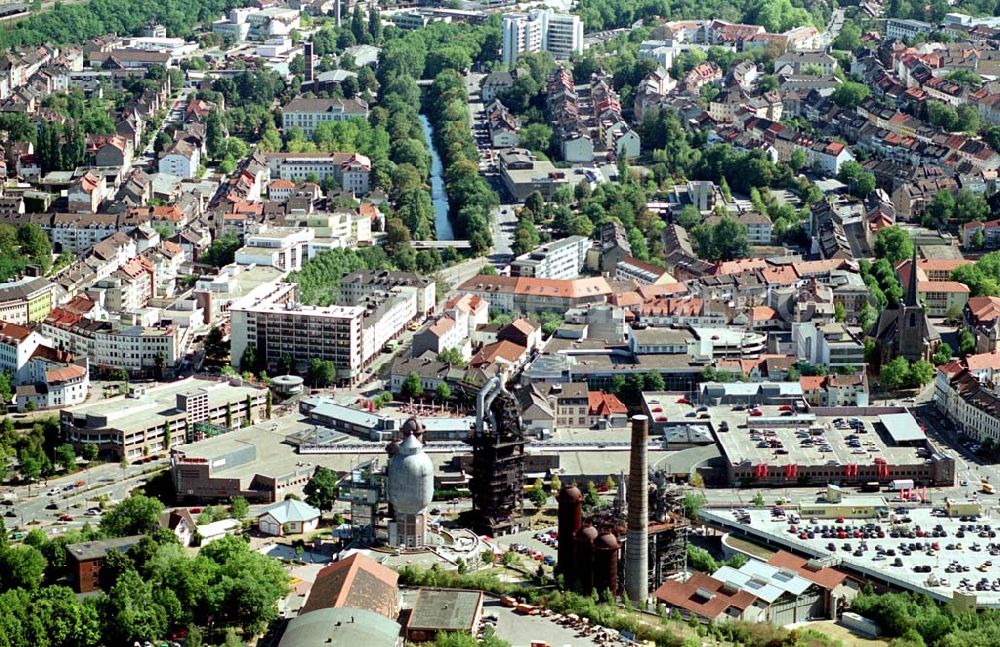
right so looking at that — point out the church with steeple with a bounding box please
[871,248,941,365]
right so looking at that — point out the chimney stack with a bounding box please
[625,414,649,604]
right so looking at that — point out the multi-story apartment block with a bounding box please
[234,226,314,272]
[501,9,582,65]
[339,271,436,318]
[42,306,182,372]
[0,320,90,410]
[263,152,372,195]
[510,236,590,280]
[280,96,370,137]
[229,282,365,381]
[458,275,612,314]
[886,18,933,41]
[0,276,56,324]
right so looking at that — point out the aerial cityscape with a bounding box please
[5,0,1000,645]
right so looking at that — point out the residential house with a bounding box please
[257,499,321,536]
[159,140,200,179]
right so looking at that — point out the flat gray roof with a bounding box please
[879,413,927,444]
[409,588,482,631]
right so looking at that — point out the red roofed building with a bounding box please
[654,571,765,623]
[587,391,628,428]
[965,295,1000,353]
[301,552,400,618]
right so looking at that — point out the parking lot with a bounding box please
[498,526,559,568]
[706,504,1000,606]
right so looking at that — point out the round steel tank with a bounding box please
[386,432,434,515]
[593,530,620,597]
[557,484,583,586]
[574,525,598,594]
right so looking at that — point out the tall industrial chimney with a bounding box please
[625,415,649,604]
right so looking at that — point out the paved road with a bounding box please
[822,8,846,47]
[3,458,169,533]
[490,204,518,267]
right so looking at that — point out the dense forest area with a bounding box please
[574,0,824,34]
[0,0,249,48]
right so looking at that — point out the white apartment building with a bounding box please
[0,320,90,409]
[158,140,200,179]
[281,212,372,256]
[791,321,866,372]
[886,18,933,41]
[501,9,583,65]
[638,40,675,69]
[280,96,370,137]
[263,152,372,195]
[360,291,417,363]
[229,282,366,382]
[234,226,314,272]
[339,271,436,318]
[510,236,590,280]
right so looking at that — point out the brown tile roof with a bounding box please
[0,320,33,342]
[968,296,1000,324]
[301,553,399,618]
[470,340,527,366]
[766,550,848,590]
[654,571,758,620]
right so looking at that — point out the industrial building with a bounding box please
[386,419,435,548]
[404,588,483,643]
[467,378,526,537]
[557,417,690,599]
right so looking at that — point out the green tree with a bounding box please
[435,381,452,401]
[874,226,914,263]
[529,478,547,508]
[100,494,165,537]
[959,328,977,356]
[927,100,959,131]
[880,357,911,391]
[0,544,47,591]
[307,359,335,388]
[100,568,168,644]
[205,111,226,160]
[837,160,876,198]
[932,343,955,366]
[583,480,600,508]
[550,474,561,493]
[81,442,98,464]
[675,204,702,230]
[204,327,228,362]
[834,302,846,322]
[831,81,870,110]
[230,496,249,521]
[686,544,719,573]
[909,359,935,387]
[401,372,424,399]
[304,466,339,511]
[519,123,552,154]
[692,216,750,261]
[54,443,76,473]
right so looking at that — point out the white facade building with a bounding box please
[501,9,583,65]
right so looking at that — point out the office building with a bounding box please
[501,9,582,65]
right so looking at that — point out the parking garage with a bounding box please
[704,502,1000,608]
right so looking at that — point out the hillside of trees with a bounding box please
[0,0,249,49]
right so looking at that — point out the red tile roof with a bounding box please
[588,391,627,417]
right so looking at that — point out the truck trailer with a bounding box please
[889,479,914,491]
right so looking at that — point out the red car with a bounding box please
[749,410,763,417]
[58,514,74,521]
[779,404,792,411]
[676,397,690,404]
